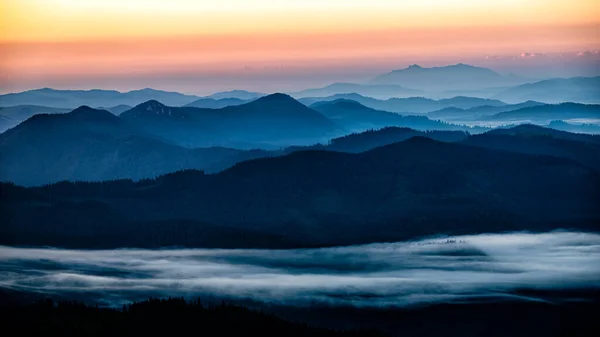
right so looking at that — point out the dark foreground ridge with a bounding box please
[1,294,599,337]
[0,297,383,337]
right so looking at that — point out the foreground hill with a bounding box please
[2,137,598,248]
[1,295,597,337]
[0,298,382,337]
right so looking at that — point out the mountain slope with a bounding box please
[314,127,469,153]
[301,94,506,114]
[0,105,70,132]
[483,103,600,123]
[0,106,271,186]
[2,137,598,248]
[309,99,484,133]
[428,101,545,121]
[463,124,600,170]
[101,104,132,115]
[547,120,600,135]
[493,77,600,104]
[121,93,341,148]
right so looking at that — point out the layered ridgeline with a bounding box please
[2,132,598,249]
[309,99,487,133]
[299,94,507,114]
[119,94,340,148]
[1,101,598,186]
[427,101,545,121]
[370,64,528,91]
[0,88,201,109]
[291,66,597,104]
[0,105,71,133]
[492,76,600,104]
[293,64,530,97]
[481,102,600,124]
[1,94,495,186]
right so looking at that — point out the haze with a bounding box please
[2,232,599,308]
[1,0,599,93]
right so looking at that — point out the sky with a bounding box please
[1,0,599,94]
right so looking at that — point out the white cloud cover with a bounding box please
[1,231,599,307]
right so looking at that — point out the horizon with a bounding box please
[1,0,599,94]
[1,62,598,97]
[1,2,600,334]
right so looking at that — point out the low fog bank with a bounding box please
[1,231,599,308]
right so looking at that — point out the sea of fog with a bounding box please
[1,231,599,308]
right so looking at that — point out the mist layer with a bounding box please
[1,231,599,307]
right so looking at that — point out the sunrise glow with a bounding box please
[1,0,598,93]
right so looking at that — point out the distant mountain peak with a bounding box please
[253,93,297,104]
[66,105,117,122]
[372,63,504,90]
[69,105,110,116]
[70,105,96,113]
[139,100,170,114]
[121,100,181,119]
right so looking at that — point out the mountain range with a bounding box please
[482,103,600,123]
[299,94,507,114]
[0,105,70,132]
[310,99,486,133]
[0,88,201,108]
[547,120,600,134]
[2,131,598,249]
[427,101,545,121]
[205,90,265,100]
[119,94,341,148]
[371,64,529,91]
[0,95,486,186]
[183,97,253,109]
[290,83,423,100]
[492,77,600,104]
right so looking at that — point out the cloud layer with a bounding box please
[1,231,599,307]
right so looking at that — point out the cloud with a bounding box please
[484,55,502,60]
[576,50,600,58]
[1,231,599,308]
[520,52,545,58]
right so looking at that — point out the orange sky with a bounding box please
[1,0,599,93]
